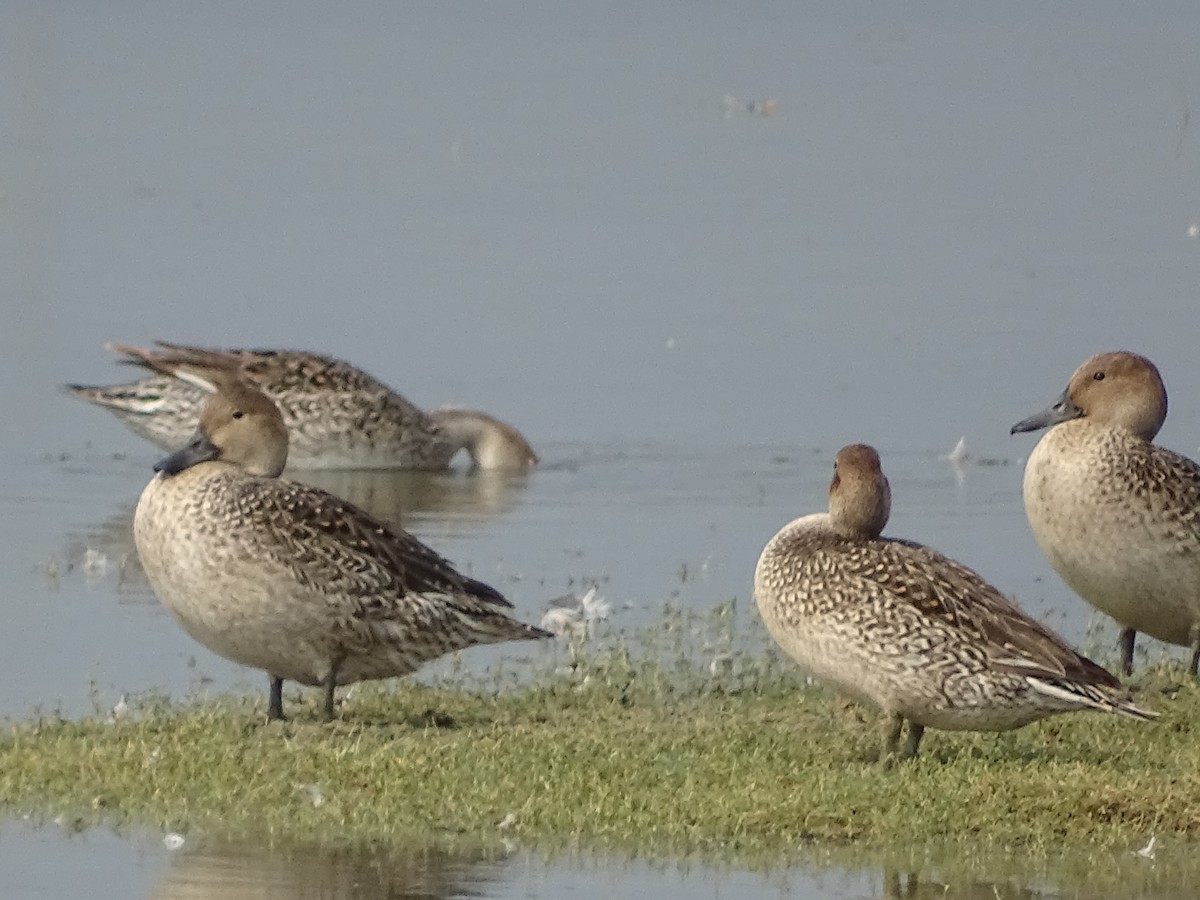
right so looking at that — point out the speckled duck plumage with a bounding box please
[131,352,549,720]
[68,341,538,471]
[1013,351,1200,675]
[754,443,1155,761]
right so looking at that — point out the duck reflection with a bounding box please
[152,840,506,900]
[883,870,1042,899]
[299,467,533,532]
[63,468,532,598]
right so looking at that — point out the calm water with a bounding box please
[1,1,1199,896]
[3,821,1198,900]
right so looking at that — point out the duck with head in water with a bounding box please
[68,341,538,471]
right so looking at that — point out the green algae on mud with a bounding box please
[0,623,1198,864]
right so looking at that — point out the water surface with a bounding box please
[1,1,1198,896]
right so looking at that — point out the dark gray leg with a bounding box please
[882,712,904,759]
[1189,627,1200,676]
[268,676,286,721]
[884,712,904,754]
[900,723,925,760]
[322,669,338,721]
[1119,628,1137,676]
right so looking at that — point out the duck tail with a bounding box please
[105,342,248,395]
[1028,677,1159,721]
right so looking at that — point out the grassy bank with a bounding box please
[0,613,1197,864]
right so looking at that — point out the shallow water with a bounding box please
[2,0,1199,896]
[4,821,1198,900]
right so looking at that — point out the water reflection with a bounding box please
[2,821,1199,900]
[864,853,1200,900]
[882,870,1042,899]
[300,468,533,532]
[61,507,144,598]
[151,841,506,900]
[61,468,532,598]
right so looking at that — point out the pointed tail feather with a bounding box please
[1027,677,1159,721]
[63,381,171,414]
[63,383,103,401]
[105,342,243,394]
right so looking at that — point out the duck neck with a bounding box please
[427,408,536,470]
[829,478,890,539]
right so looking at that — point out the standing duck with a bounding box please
[1012,350,1200,675]
[754,443,1155,761]
[132,353,549,720]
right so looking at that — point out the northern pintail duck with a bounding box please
[132,352,550,720]
[68,342,538,471]
[1012,350,1200,675]
[753,443,1155,761]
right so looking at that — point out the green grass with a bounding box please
[0,608,1198,870]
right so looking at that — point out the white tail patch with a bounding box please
[1026,677,1100,711]
[1026,676,1158,721]
[172,369,219,394]
[129,396,169,414]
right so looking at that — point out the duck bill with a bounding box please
[154,427,220,475]
[1010,390,1084,435]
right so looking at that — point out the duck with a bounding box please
[753,443,1155,761]
[131,351,550,720]
[1012,350,1200,675]
[67,341,538,471]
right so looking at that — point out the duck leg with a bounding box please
[267,676,286,721]
[883,712,904,757]
[1119,628,1137,676]
[900,723,924,760]
[883,715,926,763]
[322,667,339,721]
[881,713,923,763]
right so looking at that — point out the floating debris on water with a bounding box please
[721,94,777,119]
[1133,835,1157,860]
[941,436,970,484]
[540,608,578,636]
[1187,224,1200,239]
[939,437,1012,477]
[942,436,970,465]
[496,812,517,830]
[106,694,130,724]
[163,832,185,851]
[708,651,734,677]
[540,586,610,637]
[83,547,109,581]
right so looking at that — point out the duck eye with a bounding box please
[232,410,245,419]
[1093,371,1105,381]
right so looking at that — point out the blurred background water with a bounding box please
[1,1,1198,897]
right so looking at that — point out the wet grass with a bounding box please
[0,606,1197,866]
